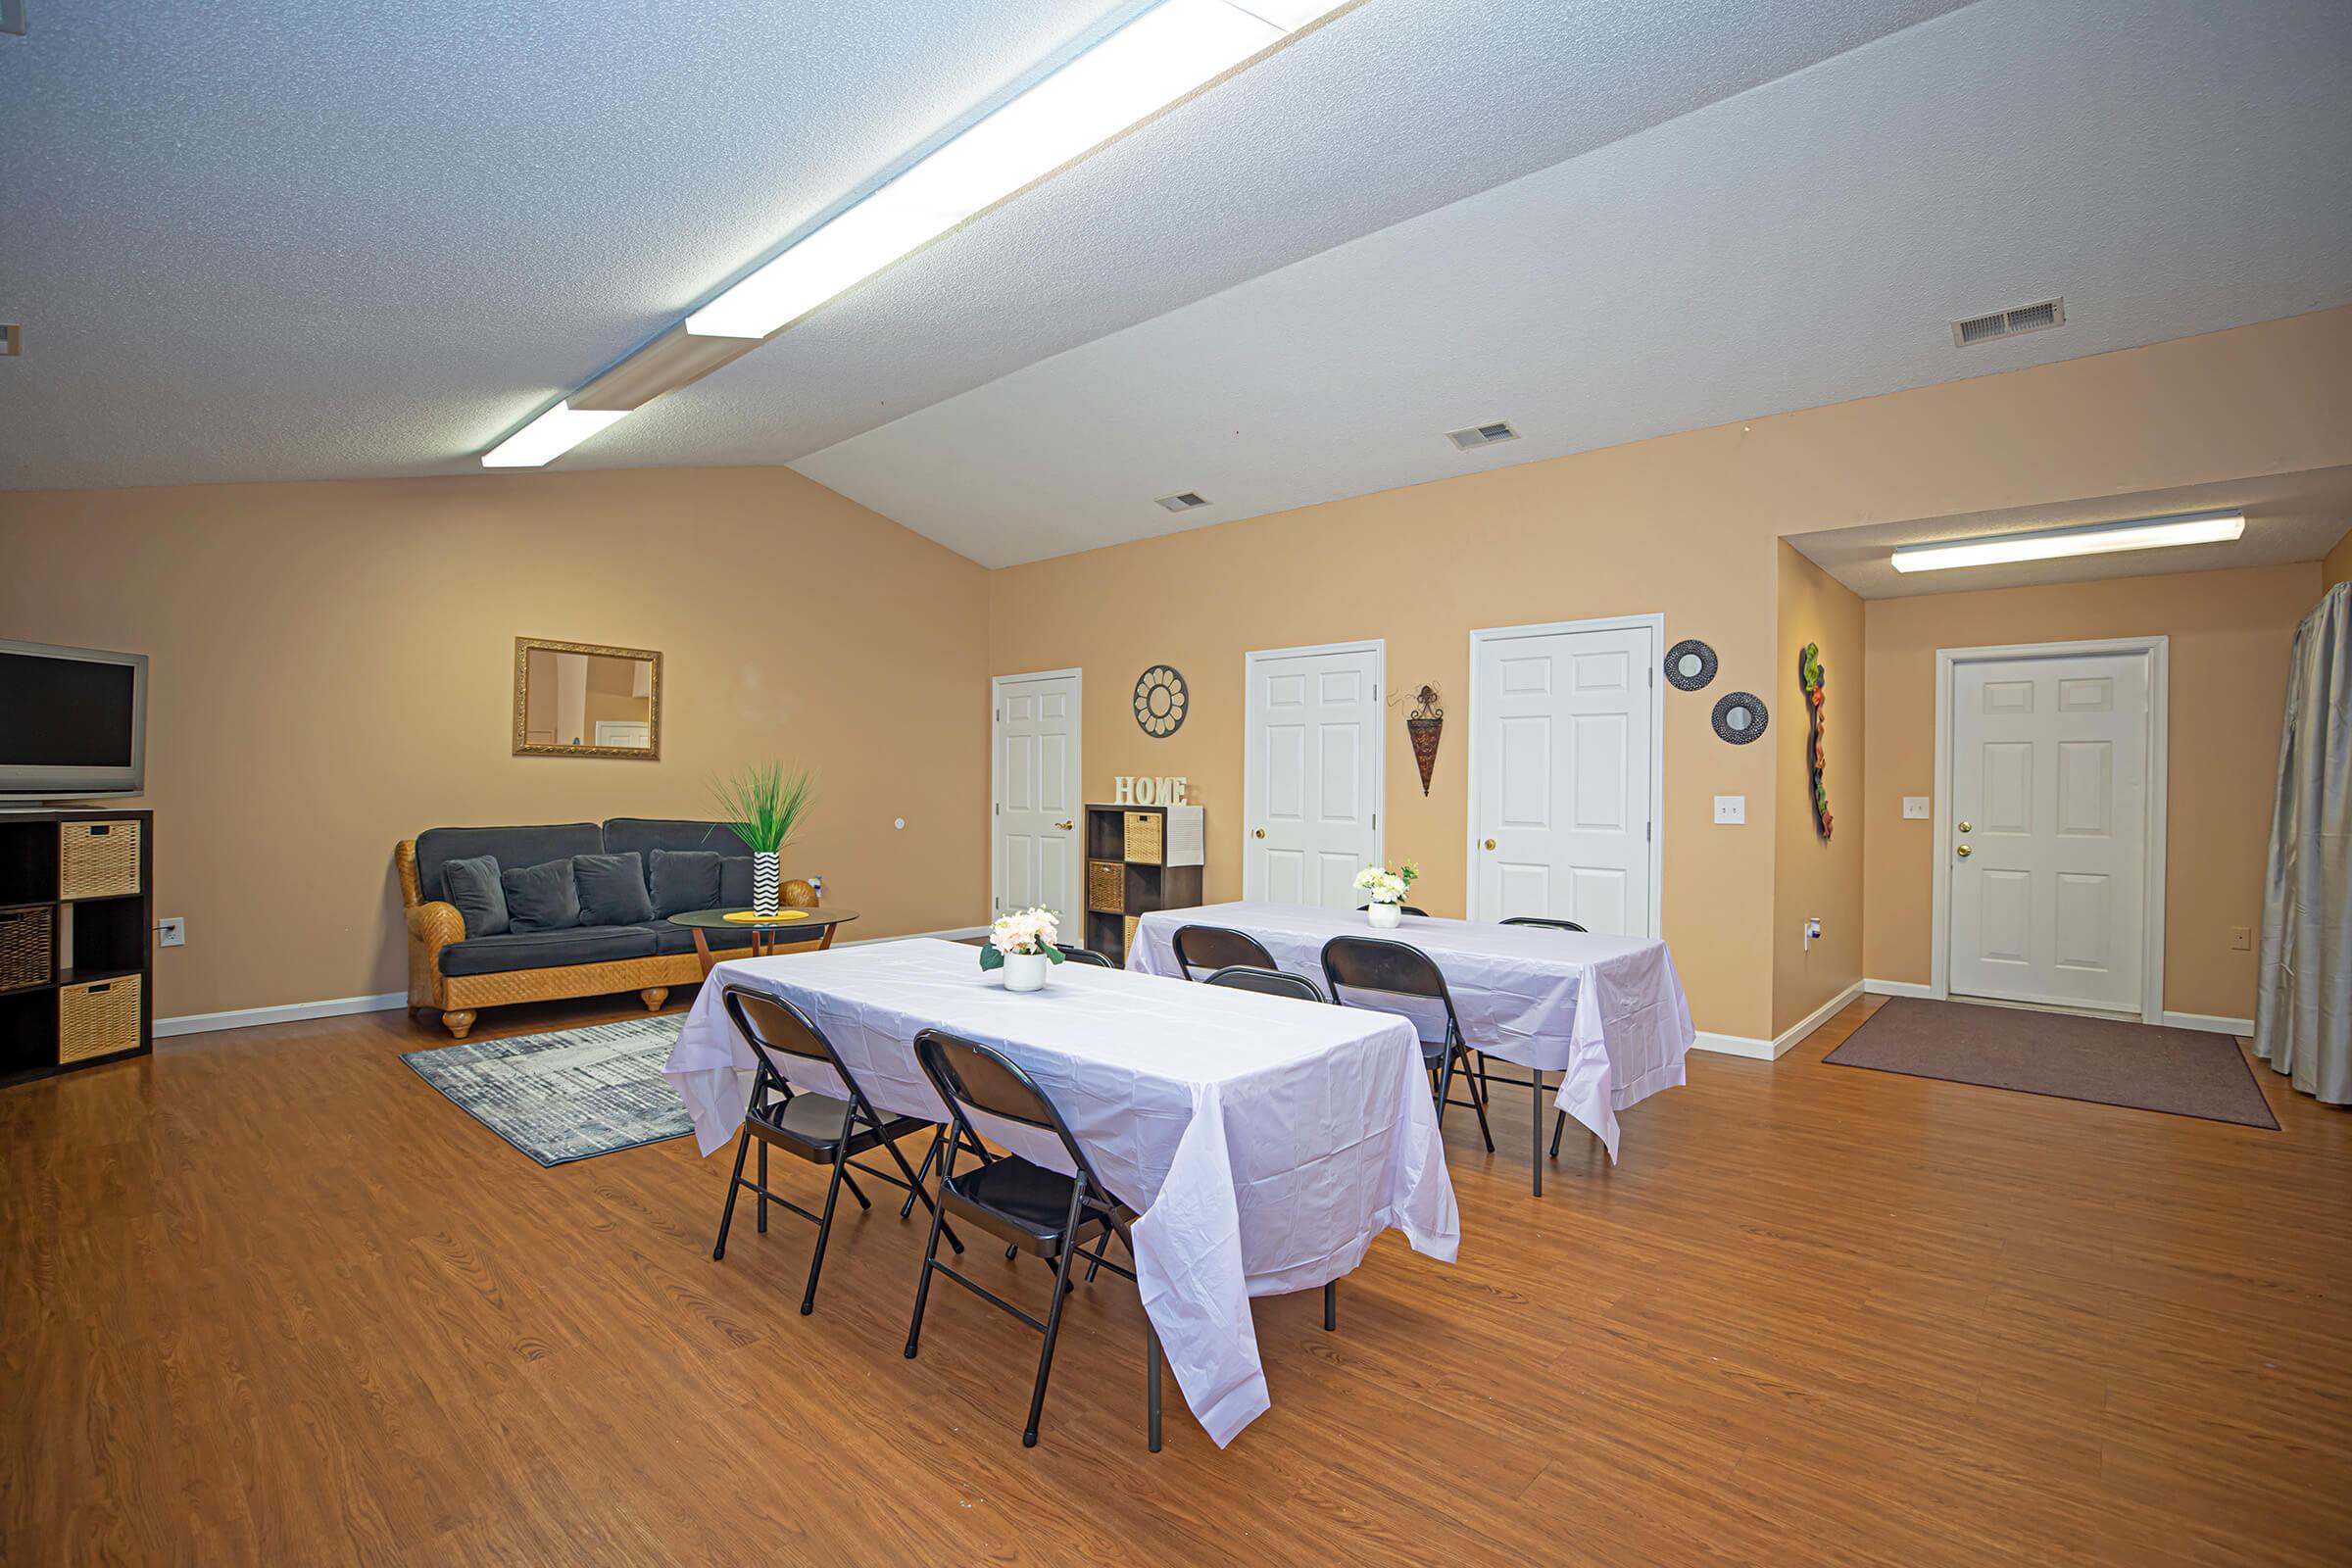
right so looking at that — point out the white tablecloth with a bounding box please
[1128,902,1693,1160]
[663,938,1458,1447]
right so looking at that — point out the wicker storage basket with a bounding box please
[61,821,141,900]
[1123,811,1163,864]
[1,905,53,991]
[1087,860,1125,913]
[59,974,141,1063]
[1124,914,1140,954]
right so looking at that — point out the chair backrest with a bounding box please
[913,1028,1112,1196]
[1354,905,1429,917]
[1204,964,1327,1004]
[1054,944,1113,967]
[1500,915,1588,932]
[1172,923,1274,980]
[1320,935,1462,1043]
[721,986,880,1121]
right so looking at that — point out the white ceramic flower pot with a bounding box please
[1367,902,1402,930]
[1003,950,1049,992]
[752,851,781,917]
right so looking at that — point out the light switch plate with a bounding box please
[1713,795,1746,825]
[1903,796,1932,819]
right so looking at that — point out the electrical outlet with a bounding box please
[1713,795,1746,825]
[158,916,185,948]
[1903,796,1931,820]
[2230,925,2251,952]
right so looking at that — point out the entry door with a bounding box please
[1244,642,1383,907]
[1468,620,1657,933]
[1947,650,2151,1012]
[993,670,1083,928]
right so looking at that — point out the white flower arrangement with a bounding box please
[1352,860,1421,905]
[980,906,1065,971]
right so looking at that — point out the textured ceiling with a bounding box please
[796,0,2352,564]
[1,0,1968,492]
[1786,466,2352,600]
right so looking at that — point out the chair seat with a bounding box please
[747,1092,934,1160]
[942,1154,1111,1251]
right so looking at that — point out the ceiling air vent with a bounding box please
[1154,490,1210,514]
[1446,420,1519,451]
[1951,297,2065,348]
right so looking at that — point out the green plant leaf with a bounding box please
[978,945,1004,971]
[1044,944,1065,964]
[709,762,814,854]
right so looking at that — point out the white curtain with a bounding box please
[2255,581,2351,1103]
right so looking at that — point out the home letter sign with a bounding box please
[1112,775,1188,806]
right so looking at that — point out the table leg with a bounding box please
[691,926,715,979]
[817,919,839,951]
[1532,1072,1544,1198]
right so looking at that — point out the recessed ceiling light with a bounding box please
[1889,511,2245,573]
[481,402,630,468]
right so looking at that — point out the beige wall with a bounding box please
[993,308,2352,1042]
[1861,563,2316,1019]
[1773,545,1866,1037]
[2326,526,2352,593]
[0,467,991,1018]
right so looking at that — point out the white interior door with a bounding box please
[1244,642,1383,907]
[993,670,1083,929]
[1468,619,1659,933]
[1947,649,2152,1013]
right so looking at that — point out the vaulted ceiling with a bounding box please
[6,0,2348,570]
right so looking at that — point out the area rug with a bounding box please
[401,1015,695,1165]
[1823,997,2278,1129]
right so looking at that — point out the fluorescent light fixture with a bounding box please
[480,402,630,468]
[1889,512,2246,573]
[685,0,1345,339]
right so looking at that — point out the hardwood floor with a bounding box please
[4,990,2347,1565]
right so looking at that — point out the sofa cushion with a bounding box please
[573,852,655,925]
[439,923,659,977]
[604,818,755,906]
[652,920,760,956]
[648,849,723,917]
[719,855,755,909]
[502,858,582,932]
[416,823,603,904]
[441,855,510,937]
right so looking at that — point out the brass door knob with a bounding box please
[1957,820,1972,833]
[1254,828,1266,839]
[1485,838,1497,850]
[1054,819,1073,830]
[1956,845,1973,858]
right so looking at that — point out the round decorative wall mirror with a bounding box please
[1133,665,1189,737]
[1712,691,1769,743]
[1664,639,1717,692]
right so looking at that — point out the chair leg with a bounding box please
[712,1127,752,1261]
[1147,1321,1164,1453]
[801,1145,852,1316]
[1446,1048,1494,1152]
[840,1170,873,1211]
[1475,1052,1494,1107]
[1324,1280,1337,1332]
[1083,1224,1113,1284]
[1023,1188,1087,1447]
[1532,1072,1544,1198]
[903,1176,951,1360]
[1550,1108,1567,1158]
[889,1130,964,1254]
[757,1141,768,1235]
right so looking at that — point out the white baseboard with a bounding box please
[2162,1009,2254,1038]
[156,992,407,1038]
[1692,1031,1776,1060]
[846,925,988,945]
[1694,980,1866,1062]
[154,924,996,1039]
[1864,977,1938,1000]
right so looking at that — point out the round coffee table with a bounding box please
[667,906,859,977]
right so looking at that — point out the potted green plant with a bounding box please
[710,764,813,917]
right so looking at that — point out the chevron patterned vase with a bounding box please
[752,852,781,917]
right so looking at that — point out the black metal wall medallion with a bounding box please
[1133,665,1188,737]
[1664,639,1718,692]
[1712,691,1769,744]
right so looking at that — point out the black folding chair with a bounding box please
[713,986,960,1314]
[1171,923,1275,980]
[1499,917,1593,1162]
[1319,936,1494,1157]
[904,1028,1159,1450]
[1054,944,1114,967]
[1203,964,1328,1004]
[1354,904,1430,917]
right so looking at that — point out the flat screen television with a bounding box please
[0,639,149,801]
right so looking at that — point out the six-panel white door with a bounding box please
[993,671,1082,929]
[1947,651,2149,1012]
[1244,643,1382,907]
[1468,622,1656,934]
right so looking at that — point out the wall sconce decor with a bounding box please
[1404,684,1444,796]
[1800,642,1832,839]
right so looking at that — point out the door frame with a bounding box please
[990,666,1084,924]
[1463,613,1666,934]
[1241,638,1386,898]
[1929,636,2169,1023]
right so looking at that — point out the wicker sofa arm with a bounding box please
[405,900,466,1008]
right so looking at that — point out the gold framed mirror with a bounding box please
[513,637,662,760]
